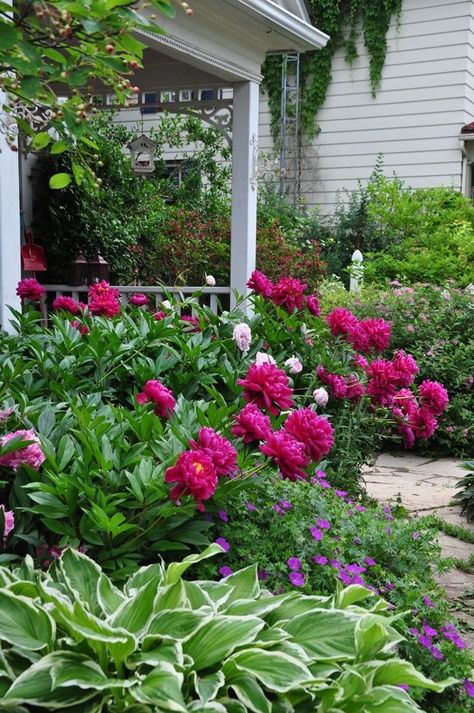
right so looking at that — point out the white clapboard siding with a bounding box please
[259,0,474,212]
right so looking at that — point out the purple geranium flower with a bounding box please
[464,680,474,697]
[346,563,366,575]
[244,500,256,511]
[430,646,444,660]
[418,634,432,648]
[287,557,302,571]
[218,510,229,522]
[219,566,233,578]
[310,526,323,541]
[364,557,376,567]
[422,595,435,608]
[289,571,305,587]
[313,554,328,565]
[216,537,230,552]
[423,623,437,638]
[316,518,331,530]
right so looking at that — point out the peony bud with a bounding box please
[284,356,303,374]
[162,300,171,310]
[313,387,329,407]
[205,274,216,287]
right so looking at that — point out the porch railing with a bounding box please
[43,285,231,315]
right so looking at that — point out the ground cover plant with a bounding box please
[320,279,474,458]
[0,272,470,710]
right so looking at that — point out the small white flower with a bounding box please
[233,323,252,353]
[255,352,276,366]
[313,387,329,407]
[284,356,303,374]
[162,300,171,310]
[205,274,216,287]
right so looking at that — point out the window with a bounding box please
[158,159,201,201]
[161,90,177,103]
[179,89,195,102]
[141,92,157,114]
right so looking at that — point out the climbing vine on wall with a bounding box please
[262,0,402,140]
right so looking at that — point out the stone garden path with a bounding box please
[364,453,474,651]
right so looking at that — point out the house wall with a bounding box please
[259,0,474,211]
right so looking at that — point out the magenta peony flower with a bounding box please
[284,408,334,462]
[316,366,348,399]
[326,308,358,337]
[0,429,45,471]
[247,270,273,298]
[164,449,217,510]
[181,315,201,332]
[129,293,149,306]
[189,427,237,477]
[391,350,419,387]
[365,359,399,407]
[345,374,365,401]
[0,505,14,538]
[306,294,321,317]
[153,311,166,321]
[418,380,449,416]
[349,318,391,353]
[237,363,294,415]
[71,320,89,335]
[410,406,438,440]
[88,281,121,318]
[16,278,44,302]
[231,403,271,444]
[233,323,252,353]
[52,296,82,315]
[260,430,310,481]
[271,277,307,312]
[136,379,176,418]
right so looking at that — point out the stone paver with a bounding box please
[423,506,474,533]
[437,533,473,560]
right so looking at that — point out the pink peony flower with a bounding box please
[418,380,449,416]
[129,293,149,306]
[260,430,310,481]
[306,294,321,317]
[181,315,201,332]
[237,363,294,415]
[88,281,121,318]
[231,403,271,444]
[189,427,237,477]
[0,429,45,471]
[349,318,391,353]
[71,320,89,335]
[391,350,419,387]
[271,277,307,312]
[255,352,276,366]
[284,408,334,462]
[345,374,365,401]
[365,359,399,407]
[410,406,438,440]
[284,356,303,374]
[316,366,348,399]
[233,323,252,353]
[153,311,166,321]
[0,407,14,423]
[247,270,273,298]
[16,278,44,302]
[165,449,217,510]
[0,505,14,539]
[52,296,82,315]
[326,308,358,337]
[313,387,329,406]
[136,379,176,418]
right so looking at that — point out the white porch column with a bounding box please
[0,99,21,333]
[230,80,259,309]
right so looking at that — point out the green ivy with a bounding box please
[262,0,402,139]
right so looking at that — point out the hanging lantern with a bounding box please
[129,133,156,175]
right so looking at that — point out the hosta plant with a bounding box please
[0,546,455,712]
[454,460,474,523]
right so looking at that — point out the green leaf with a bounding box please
[195,671,224,704]
[49,173,72,190]
[21,76,41,98]
[0,589,55,650]
[30,132,51,151]
[0,23,21,50]
[50,140,69,155]
[220,565,259,606]
[109,579,158,635]
[51,651,132,691]
[371,660,457,692]
[227,649,312,693]
[56,435,75,470]
[226,673,271,713]
[282,609,359,661]
[147,608,210,641]
[59,549,102,616]
[355,619,389,661]
[164,543,222,585]
[336,584,375,609]
[97,573,125,617]
[72,162,85,186]
[37,408,56,438]
[130,662,186,711]
[184,616,265,670]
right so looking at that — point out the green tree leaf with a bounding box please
[49,173,72,190]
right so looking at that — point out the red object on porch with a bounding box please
[21,231,47,272]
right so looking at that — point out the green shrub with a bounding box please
[0,546,457,712]
[195,475,474,712]
[454,461,474,523]
[322,163,474,287]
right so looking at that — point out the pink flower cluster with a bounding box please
[246,270,320,316]
[88,281,121,318]
[316,366,364,402]
[0,429,45,471]
[136,380,176,419]
[165,427,237,510]
[391,380,449,447]
[326,308,391,354]
[237,362,294,415]
[16,278,44,302]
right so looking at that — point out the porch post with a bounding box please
[0,98,21,334]
[230,80,259,310]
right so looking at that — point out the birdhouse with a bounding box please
[129,134,156,175]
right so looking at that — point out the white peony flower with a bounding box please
[284,356,303,374]
[205,274,216,287]
[233,323,252,353]
[255,352,276,366]
[313,387,329,407]
[162,300,171,310]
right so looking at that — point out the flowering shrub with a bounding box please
[194,474,474,712]
[321,280,473,457]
